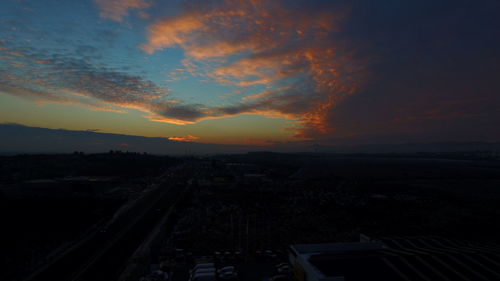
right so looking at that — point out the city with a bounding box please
[1,151,499,280]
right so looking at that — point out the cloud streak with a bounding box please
[0,45,184,120]
[167,135,199,142]
[94,0,151,22]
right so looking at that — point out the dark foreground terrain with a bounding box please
[0,152,181,281]
[1,151,500,280]
[163,152,500,254]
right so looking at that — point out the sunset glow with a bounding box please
[1,0,499,147]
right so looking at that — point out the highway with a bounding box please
[26,175,186,281]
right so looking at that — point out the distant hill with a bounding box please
[0,123,246,155]
[1,123,499,155]
[311,142,500,154]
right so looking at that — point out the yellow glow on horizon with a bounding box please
[0,92,294,145]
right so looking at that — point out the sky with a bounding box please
[1,0,500,147]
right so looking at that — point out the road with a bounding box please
[26,177,186,281]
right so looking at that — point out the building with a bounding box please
[289,236,500,281]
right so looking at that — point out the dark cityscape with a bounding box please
[1,151,500,280]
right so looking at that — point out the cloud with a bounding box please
[0,45,176,117]
[143,0,500,143]
[138,0,500,143]
[0,43,278,125]
[3,0,500,144]
[167,135,199,142]
[242,87,290,101]
[1,0,364,136]
[0,82,128,113]
[295,0,500,143]
[94,0,151,22]
[141,0,363,136]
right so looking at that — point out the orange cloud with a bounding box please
[1,0,364,138]
[141,0,363,137]
[94,0,151,22]
[5,51,25,57]
[242,88,288,101]
[34,60,51,65]
[141,0,340,58]
[168,135,199,142]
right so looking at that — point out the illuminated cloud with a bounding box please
[0,0,364,137]
[141,0,362,136]
[94,0,151,21]
[145,0,500,143]
[168,135,199,142]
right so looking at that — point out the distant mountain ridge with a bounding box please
[1,123,499,155]
[0,123,241,155]
[312,142,500,154]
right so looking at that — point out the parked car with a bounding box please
[218,271,238,280]
[275,263,291,274]
[191,263,215,274]
[217,266,237,280]
[191,268,216,278]
[217,266,235,275]
[190,272,216,281]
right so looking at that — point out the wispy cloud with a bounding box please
[167,135,199,142]
[0,45,174,117]
[140,0,363,136]
[1,0,365,137]
[94,0,151,22]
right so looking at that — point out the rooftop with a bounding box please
[292,237,500,281]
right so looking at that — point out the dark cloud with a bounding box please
[302,0,500,143]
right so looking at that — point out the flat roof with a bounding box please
[291,242,385,254]
[309,251,405,281]
[293,237,500,281]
